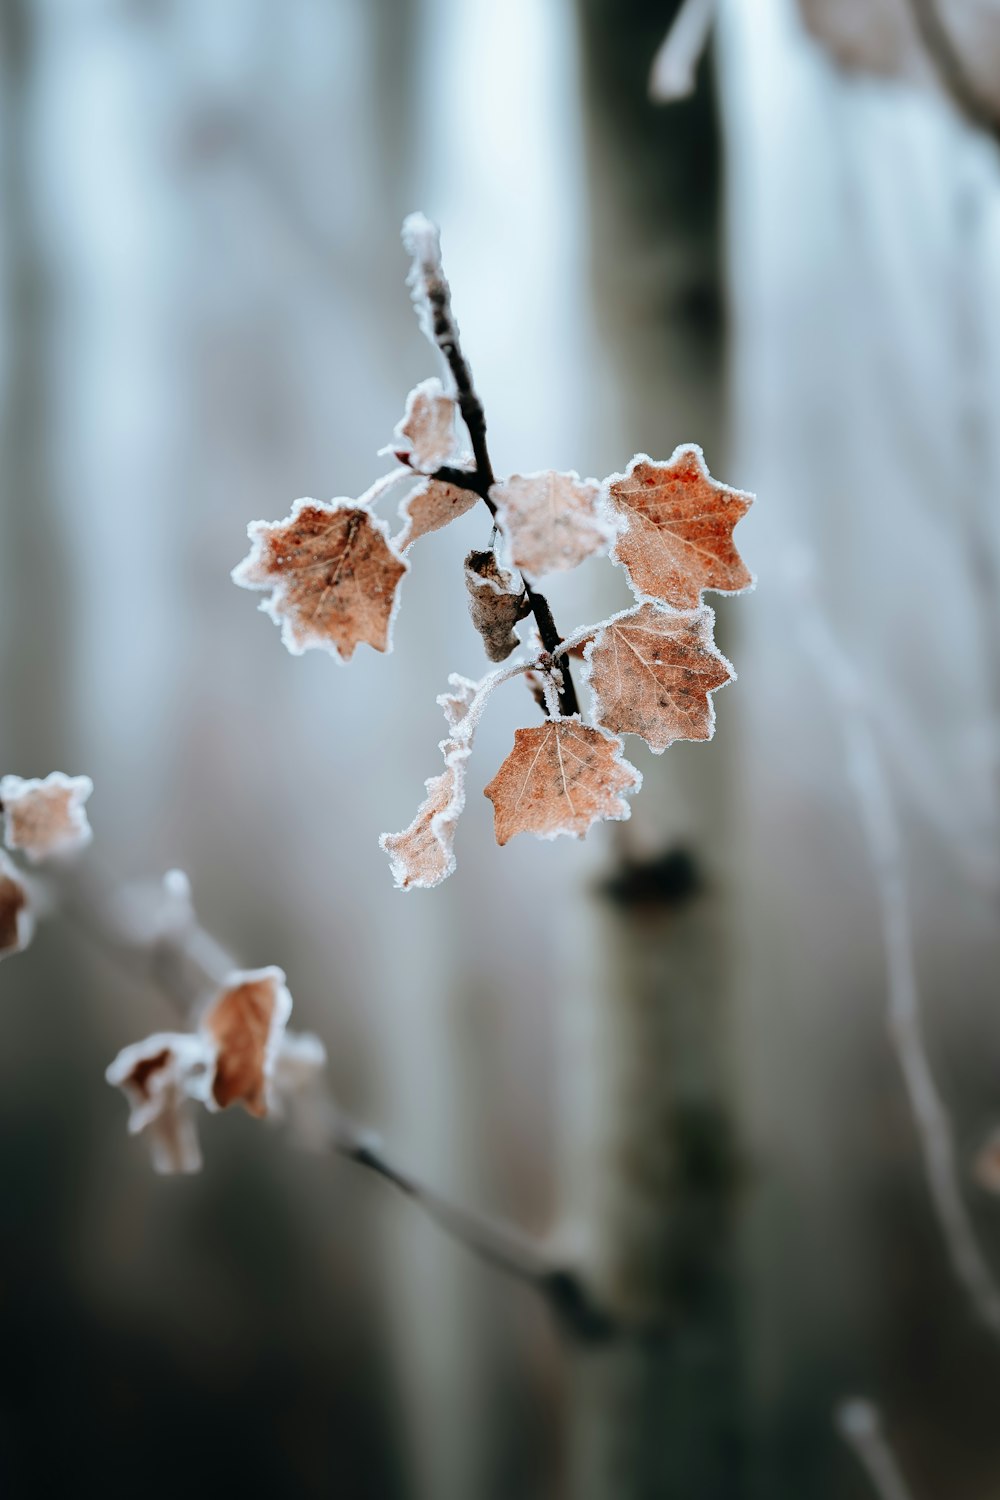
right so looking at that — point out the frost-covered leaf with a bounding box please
[649,0,716,102]
[106,1032,212,1175]
[391,377,462,473]
[394,476,478,551]
[0,772,93,864]
[380,737,471,891]
[607,446,753,609]
[437,673,479,728]
[491,470,613,578]
[584,602,733,753]
[0,851,34,959]
[464,549,531,662]
[484,720,641,846]
[199,966,292,1117]
[232,500,408,661]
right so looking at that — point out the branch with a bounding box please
[906,0,1000,146]
[402,213,580,718]
[836,1400,916,1500]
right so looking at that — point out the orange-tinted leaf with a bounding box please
[607,445,753,609]
[491,470,613,577]
[484,720,641,846]
[391,378,462,472]
[394,476,478,551]
[0,772,93,863]
[585,602,733,753]
[106,1031,211,1175]
[0,852,33,958]
[200,966,292,1117]
[233,500,408,660]
[380,737,471,891]
[465,549,531,662]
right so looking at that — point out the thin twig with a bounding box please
[403,214,580,717]
[836,1399,916,1500]
[906,0,1000,146]
[795,568,1000,1339]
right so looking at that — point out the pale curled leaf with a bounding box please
[491,470,614,578]
[484,720,641,846]
[464,549,531,662]
[584,602,733,753]
[0,772,93,864]
[437,672,479,728]
[391,377,462,473]
[394,476,478,551]
[607,445,753,609]
[232,500,408,661]
[106,1032,212,1175]
[0,851,34,959]
[199,966,292,1117]
[380,737,471,891]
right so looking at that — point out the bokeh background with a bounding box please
[1,1,999,1496]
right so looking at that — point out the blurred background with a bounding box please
[1,0,999,1496]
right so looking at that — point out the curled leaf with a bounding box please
[0,772,93,864]
[607,445,753,609]
[0,851,34,959]
[272,1031,331,1149]
[584,602,733,753]
[484,720,641,846]
[106,1032,212,1175]
[200,966,292,1117]
[491,470,613,578]
[391,377,462,473]
[380,737,471,891]
[394,476,478,551]
[437,673,479,728]
[464,549,531,662]
[232,500,408,661]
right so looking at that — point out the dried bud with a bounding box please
[464,549,531,662]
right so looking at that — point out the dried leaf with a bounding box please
[607,446,753,609]
[391,377,462,473]
[106,1032,212,1175]
[232,500,408,661]
[437,673,479,728]
[584,602,733,753]
[0,851,34,959]
[484,720,641,846]
[200,966,292,1117]
[464,549,531,662]
[394,476,478,551]
[0,772,93,864]
[491,470,613,578]
[380,737,471,891]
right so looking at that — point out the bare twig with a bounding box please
[795,566,1000,1339]
[402,214,580,717]
[836,1399,916,1500]
[906,0,1000,146]
[649,0,717,103]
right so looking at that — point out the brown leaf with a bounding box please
[392,378,462,473]
[484,720,641,846]
[464,549,531,662]
[233,500,408,660]
[394,476,478,551]
[585,603,733,753]
[105,1031,210,1175]
[380,738,471,891]
[491,470,613,577]
[0,852,33,958]
[200,966,292,1117]
[607,446,753,609]
[0,772,93,864]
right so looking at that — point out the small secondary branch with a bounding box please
[403,214,580,717]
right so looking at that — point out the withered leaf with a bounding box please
[0,772,93,864]
[484,720,641,846]
[200,966,292,1117]
[233,500,408,661]
[491,470,613,578]
[607,446,753,609]
[394,476,478,551]
[380,738,471,891]
[585,603,733,753]
[464,549,531,662]
[105,1031,211,1175]
[392,377,462,473]
[0,851,33,959]
[437,672,479,729]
